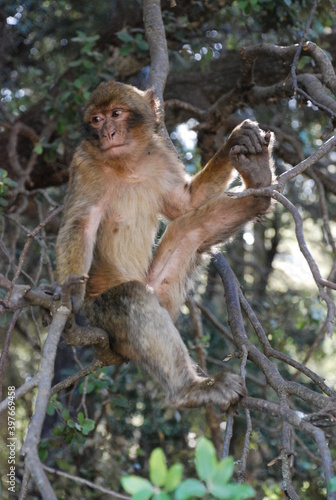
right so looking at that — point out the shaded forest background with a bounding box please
[0,0,336,498]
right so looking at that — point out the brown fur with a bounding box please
[56,81,274,410]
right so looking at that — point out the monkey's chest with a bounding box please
[91,209,157,286]
[89,180,163,289]
[98,210,156,248]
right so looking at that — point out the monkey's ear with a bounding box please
[144,88,162,125]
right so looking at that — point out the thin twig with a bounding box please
[237,345,252,483]
[43,465,130,499]
[0,309,21,400]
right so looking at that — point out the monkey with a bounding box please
[56,80,274,411]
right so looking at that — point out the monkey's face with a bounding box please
[83,81,159,159]
[86,107,132,156]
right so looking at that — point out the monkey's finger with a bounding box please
[232,135,260,154]
[264,131,271,145]
[239,120,265,153]
[230,145,249,156]
[39,283,61,300]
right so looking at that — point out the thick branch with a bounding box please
[21,276,86,499]
[212,253,331,409]
[143,0,169,104]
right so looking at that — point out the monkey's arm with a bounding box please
[56,183,102,311]
[162,120,272,219]
[189,120,272,205]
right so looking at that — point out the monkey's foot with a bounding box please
[63,314,124,366]
[169,372,247,412]
[212,372,247,412]
[229,120,274,188]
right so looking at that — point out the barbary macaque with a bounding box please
[56,80,274,411]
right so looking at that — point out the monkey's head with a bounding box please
[82,81,161,158]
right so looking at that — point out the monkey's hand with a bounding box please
[63,274,88,314]
[228,119,274,189]
[38,283,61,301]
[71,284,86,314]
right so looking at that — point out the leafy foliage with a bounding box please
[0,169,17,211]
[122,438,255,500]
[42,396,95,452]
[1,0,336,499]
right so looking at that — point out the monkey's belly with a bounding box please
[87,261,148,297]
[87,247,152,297]
[87,215,156,296]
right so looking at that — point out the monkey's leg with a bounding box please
[85,282,246,411]
[149,138,273,317]
[149,195,259,316]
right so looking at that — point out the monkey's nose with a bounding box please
[103,128,116,140]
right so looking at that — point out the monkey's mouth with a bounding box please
[101,143,126,150]
[100,141,128,153]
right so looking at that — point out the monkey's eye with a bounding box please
[112,109,123,118]
[92,116,102,124]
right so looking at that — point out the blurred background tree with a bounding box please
[0,0,336,499]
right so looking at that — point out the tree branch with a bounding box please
[21,276,86,499]
[211,252,336,497]
[143,0,169,104]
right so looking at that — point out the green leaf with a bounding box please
[120,45,133,56]
[121,476,154,496]
[329,477,336,493]
[38,445,48,462]
[83,60,94,69]
[74,78,85,89]
[65,432,74,444]
[149,448,168,487]
[195,437,217,482]
[77,412,85,425]
[62,408,69,421]
[3,177,17,187]
[244,3,252,14]
[80,379,95,394]
[133,491,153,500]
[57,119,67,135]
[52,422,65,436]
[46,403,55,416]
[165,463,183,492]
[135,34,148,51]
[137,39,148,51]
[209,457,234,488]
[67,419,75,428]
[114,396,130,407]
[81,419,95,435]
[34,143,43,155]
[117,30,134,43]
[208,483,255,500]
[153,493,171,500]
[175,479,207,500]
